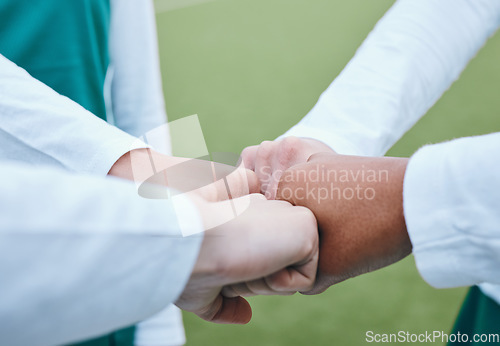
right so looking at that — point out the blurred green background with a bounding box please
[154,0,500,344]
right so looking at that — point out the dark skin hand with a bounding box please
[276,152,412,294]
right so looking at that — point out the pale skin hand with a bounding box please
[276,152,412,294]
[241,137,335,200]
[175,194,319,324]
[108,149,319,324]
[108,148,260,201]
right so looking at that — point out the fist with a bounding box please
[241,137,334,199]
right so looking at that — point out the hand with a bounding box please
[241,137,334,199]
[176,194,319,324]
[108,148,260,202]
[276,152,412,294]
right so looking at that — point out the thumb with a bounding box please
[197,294,253,324]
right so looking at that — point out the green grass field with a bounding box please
[155,0,500,344]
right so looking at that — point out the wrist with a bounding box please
[277,153,411,288]
[108,148,187,183]
[383,157,411,258]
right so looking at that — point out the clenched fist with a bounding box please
[241,137,334,199]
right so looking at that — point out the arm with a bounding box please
[277,132,500,293]
[276,153,410,293]
[0,162,202,345]
[108,3,180,343]
[0,54,256,201]
[242,0,500,197]
[0,54,147,175]
[283,0,500,156]
[0,162,318,345]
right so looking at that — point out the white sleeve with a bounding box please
[108,0,172,155]
[0,161,203,346]
[403,132,500,288]
[282,0,500,156]
[0,55,148,175]
[109,2,181,345]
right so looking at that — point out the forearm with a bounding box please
[108,148,187,182]
[277,153,411,291]
[284,0,500,156]
[0,55,147,175]
[0,162,203,346]
[109,148,261,204]
[277,132,500,293]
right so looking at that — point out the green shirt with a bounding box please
[0,0,110,120]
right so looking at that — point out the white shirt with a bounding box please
[0,161,203,346]
[283,0,500,303]
[109,1,185,345]
[0,0,186,344]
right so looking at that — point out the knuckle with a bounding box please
[251,193,267,202]
[275,177,292,201]
[296,208,318,252]
[245,168,259,182]
[240,145,256,160]
[265,275,288,292]
[241,145,254,155]
[303,277,316,291]
[277,137,301,164]
[302,237,317,259]
[256,141,275,161]
[297,276,315,293]
[298,206,316,224]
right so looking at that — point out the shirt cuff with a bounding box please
[82,127,150,176]
[404,144,476,288]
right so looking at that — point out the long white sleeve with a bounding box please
[279,0,500,303]
[0,161,203,346]
[0,55,147,175]
[404,133,500,290]
[108,2,181,344]
[283,0,500,156]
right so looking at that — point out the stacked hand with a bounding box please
[109,140,413,323]
[109,148,319,324]
[177,194,318,323]
[242,139,412,294]
[241,137,335,199]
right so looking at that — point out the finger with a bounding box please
[265,206,319,288]
[223,166,261,199]
[188,163,261,202]
[197,294,252,324]
[275,170,300,204]
[264,170,283,200]
[265,261,317,293]
[236,157,261,194]
[240,145,259,171]
[245,169,261,194]
[222,280,296,297]
[221,283,257,298]
[254,141,275,198]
